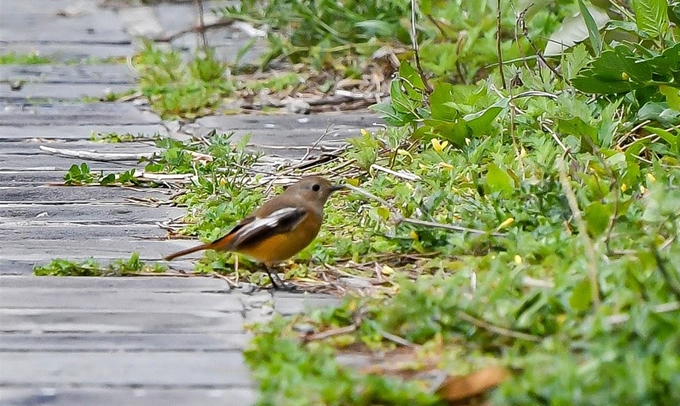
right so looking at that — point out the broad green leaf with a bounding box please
[486,164,514,196]
[645,126,679,154]
[584,201,613,236]
[638,102,680,126]
[569,278,593,311]
[659,85,680,111]
[462,98,509,135]
[632,0,669,38]
[572,46,653,94]
[398,62,425,92]
[370,101,411,127]
[421,119,469,146]
[429,83,459,121]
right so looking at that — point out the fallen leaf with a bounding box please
[436,366,510,403]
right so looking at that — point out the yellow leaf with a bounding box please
[647,173,656,183]
[346,178,360,187]
[360,128,369,137]
[620,183,627,192]
[431,138,443,152]
[514,255,522,265]
[497,217,515,229]
[410,230,419,241]
[439,162,454,170]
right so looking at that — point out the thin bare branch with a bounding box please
[558,155,601,309]
[456,310,543,342]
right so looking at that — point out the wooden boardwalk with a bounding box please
[0,1,377,404]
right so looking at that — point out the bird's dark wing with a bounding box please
[231,206,309,248]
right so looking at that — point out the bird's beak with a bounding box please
[330,184,346,193]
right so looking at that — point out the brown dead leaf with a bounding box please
[436,366,510,404]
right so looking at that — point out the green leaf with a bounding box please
[645,126,679,154]
[577,0,603,55]
[569,278,593,311]
[429,83,460,121]
[632,0,669,38]
[486,164,514,196]
[659,84,680,111]
[462,98,509,135]
[584,201,613,236]
[572,46,653,94]
[100,173,116,186]
[398,62,425,92]
[638,102,680,126]
[370,101,411,127]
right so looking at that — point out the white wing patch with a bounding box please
[232,207,305,246]
[250,207,299,229]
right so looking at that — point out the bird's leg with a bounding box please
[263,263,297,291]
[263,263,287,290]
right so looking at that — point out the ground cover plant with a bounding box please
[34,0,680,404]
[236,1,680,404]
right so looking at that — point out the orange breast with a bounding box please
[235,212,322,264]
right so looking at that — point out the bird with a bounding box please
[164,176,344,288]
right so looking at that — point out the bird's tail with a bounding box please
[163,233,236,261]
[163,243,211,261]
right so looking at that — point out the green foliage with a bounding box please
[0,51,51,64]
[90,131,163,143]
[246,316,444,406]
[244,1,680,404]
[134,43,232,119]
[570,2,680,129]
[63,163,143,186]
[220,0,566,79]
[140,132,268,278]
[222,0,410,67]
[34,253,166,276]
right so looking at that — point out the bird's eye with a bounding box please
[312,184,321,191]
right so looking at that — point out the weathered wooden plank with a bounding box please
[0,141,158,154]
[0,152,149,168]
[0,224,166,240]
[0,275,227,290]
[0,124,167,141]
[0,308,244,334]
[0,43,134,63]
[0,169,156,186]
[0,352,252,386]
[0,388,257,406]
[0,64,136,84]
[0,290,238,312]
[196,111,382,131]
[0,203,184,224]
[0,0,130,43]
[0,103,161,126]
[0,332,251,351]
[0,238,192,262]
[0,185,169,203]
[0,83,135,102]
